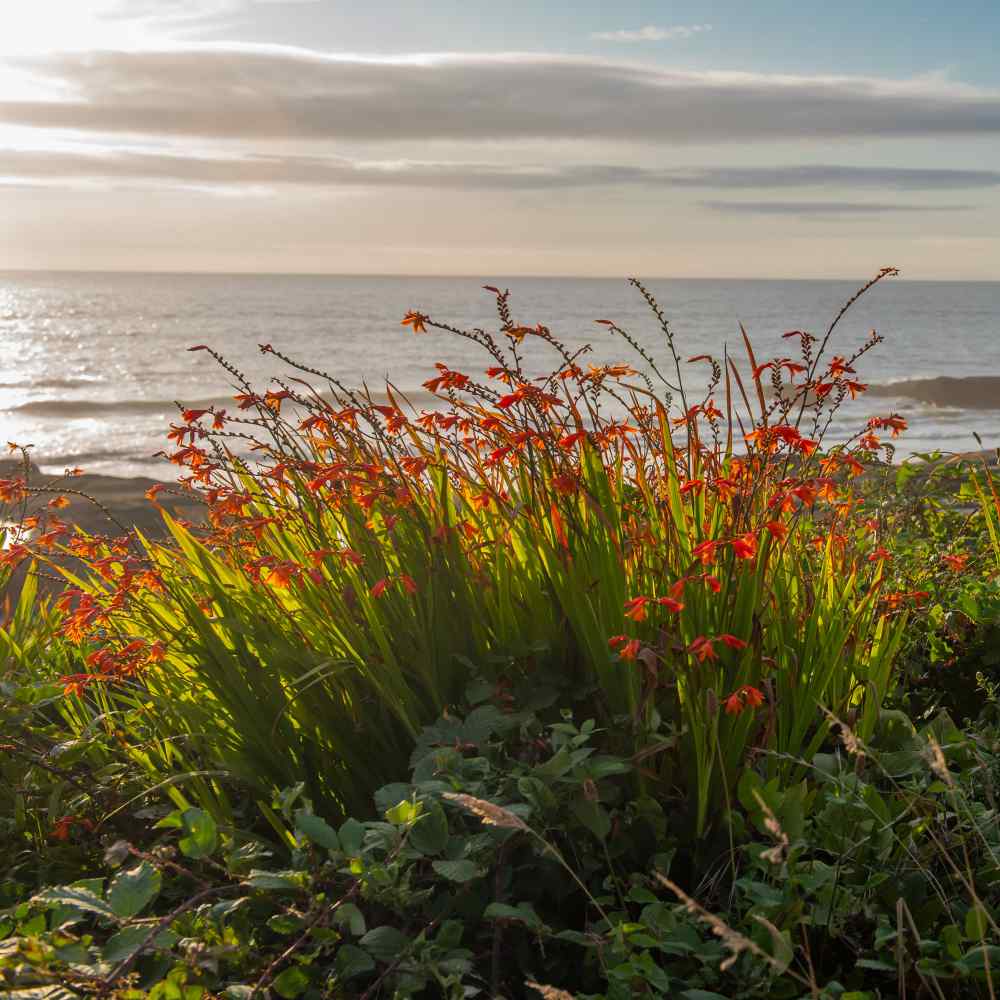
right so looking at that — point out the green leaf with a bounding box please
[359,925,410,963]
[385,799,422,826]
[965,904,989,940]
[107,861,162,919]
[271,966,310,999]
[339,818,365,856]
[753,915,793,974]
[178,809,218,860]
[243,870,302,891]
[335,943,375,979]
[102,924,177,964]
[431,859,483,883]
[484,901,543,930]
[408,800,449,856]
[32,886,118,922]
[571,798,611,841]
[333,902,367,937]
[294,811,340,852]
[963,944,1000,970]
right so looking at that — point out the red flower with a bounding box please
[559,431,587,450]
[718,634,748,650]
[624,596,651,622]
[687,636,717,663]
[609,635,642,661]
[692,540,718,566]
[868,547,892,562]
[371,578,390,598]
[765,520,788,541]
[731,532,758,560]
[657,596,684,613]
[724,685,765,715]
[941,554,969,571]
[620,639,641,661]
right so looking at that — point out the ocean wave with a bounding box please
[2,387,436,419]
[868,376,1000,410]
[0,377,104,390]
[2,398,221,418]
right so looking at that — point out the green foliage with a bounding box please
[2,693,998,998]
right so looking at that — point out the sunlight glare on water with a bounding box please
[1,271,998,479]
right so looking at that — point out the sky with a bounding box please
[2,0,1000,278]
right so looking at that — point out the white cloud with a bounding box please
[591,24,712,43]
[4,149,1000,195]
[702,200,971,216]
[4,47,1000,145]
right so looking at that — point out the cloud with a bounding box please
[4,149,1000,194]
[5,47,1000,144]
[591,24,711,43]
[702,200,972,215]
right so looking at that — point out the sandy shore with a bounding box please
[36,473,202,539]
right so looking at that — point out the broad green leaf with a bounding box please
[571,798,611,842]
[431,859,482,883]
[102,924,178,963]
[359,925,409,962]
[385,799,422,826]
[243,870,302,891]
[271,966,310,998]
[335,943,375,979]
[484,902,543,930]
[965,904,989,940]
[32,887,118,922]
[339,818,365,856]
[294,811,340,851]
[107,861,162,919]
[408,800,449,856]
[178,809,218,860]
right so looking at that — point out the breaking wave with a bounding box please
[868,376,1000,411]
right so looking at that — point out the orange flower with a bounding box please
[692,540,718,566]
[687,636,717,663]
[624,596,651,622]
[868,547,892,562]
[558,431,587,450]
[941,553,969,571]
[656,596,684,613]
[263,561,299,589]
[620,638,642,661]
[723,691,744,715]
[718,634,748,650]
[724,684,765,715]
[608,635,642,661]
[47,495,71,509]
[731,532,758,560]
[401,310,428,333]
[765,520,787,541]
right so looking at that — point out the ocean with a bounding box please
[1,271,998,480]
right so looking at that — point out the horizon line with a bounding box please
[3,266,999,283]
